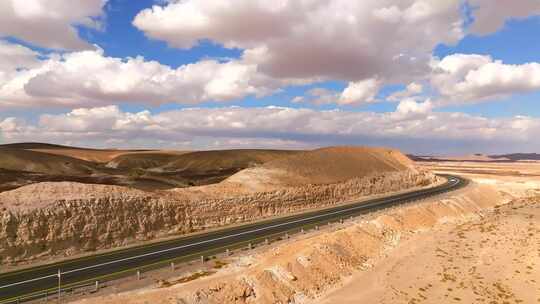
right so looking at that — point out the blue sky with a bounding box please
[1,0,540,153]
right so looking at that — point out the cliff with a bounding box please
[0,170,435,264]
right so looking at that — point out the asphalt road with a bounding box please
[0,174,466,303]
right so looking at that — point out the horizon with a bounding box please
[1,1,540,154]
[2,141,540,157]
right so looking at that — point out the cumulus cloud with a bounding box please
[431,53,540,105]
[131,0,540,108]
[339,78,382,105]
[134,0,465,84]
[0,41,39,72]
[388,82,423,101]
[0,40,40,84]
[0,46,283,108]
[292,79,382,106]
[467,0,540,35]
[291,88,339,106]
[0,0,107,50]
[392,99,433,120]
[2,105,539,154]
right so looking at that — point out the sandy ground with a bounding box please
[317,161,540,304]
[319,198,540,304]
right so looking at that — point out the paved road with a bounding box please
[0,174,466,303]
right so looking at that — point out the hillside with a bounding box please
[161,149,300,174]
[0,142,78,150]
[106,151,192,169]
[29,149,137,163]
[490,153,540,161]
[164,149,300,171]
[0,144,303,192]
[0,149,98,175]
[0,145,436,264]
[225,146,416,191]
[0,142,153,163]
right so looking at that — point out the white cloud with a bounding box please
[468,0,540,35]
[292,88,339,106]
[134,0,465,84]
[339,78,382,105]
[2,1,539,110]
[292,80,382,106]
[132,0,540,108]
[431,53,540,106]
[2,105,540,154]
[392,98,433,120]
[0,41,39,72]
[388,82,423,101]
[0,0,107,50]
[0,46,283,108]
[0,40,40,85]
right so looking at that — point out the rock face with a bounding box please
[0,170,435,264]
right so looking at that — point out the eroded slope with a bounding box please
[0,146,435,265]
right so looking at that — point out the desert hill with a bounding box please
[490,153,540,161]
[0,143,301,192]
[30,149,138,163]
[106,151,191,169]
[162,149,300,172]
[0,142,79,150]
[224,146,416,191]
[0,148,98,175]
[0,145,437,264]
[0,142,153,163]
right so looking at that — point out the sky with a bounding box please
[1,0,540,155]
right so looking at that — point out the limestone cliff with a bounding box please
[0,170,436,264]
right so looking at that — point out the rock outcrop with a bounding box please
[0,146,437,264]
[0,170,435,264]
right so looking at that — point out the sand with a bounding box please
[316,160,540,304]
[319,198,540,304]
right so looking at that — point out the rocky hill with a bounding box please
[225,146,416,191]
[0,146,437,265]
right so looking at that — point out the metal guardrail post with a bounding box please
[57,269,61,304]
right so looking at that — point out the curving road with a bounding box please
[0,174,466,303]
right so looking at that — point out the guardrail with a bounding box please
[0,176,466,304]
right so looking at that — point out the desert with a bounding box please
[0,144,435,267]
[2,2,540,302]
[63,156,540,304]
